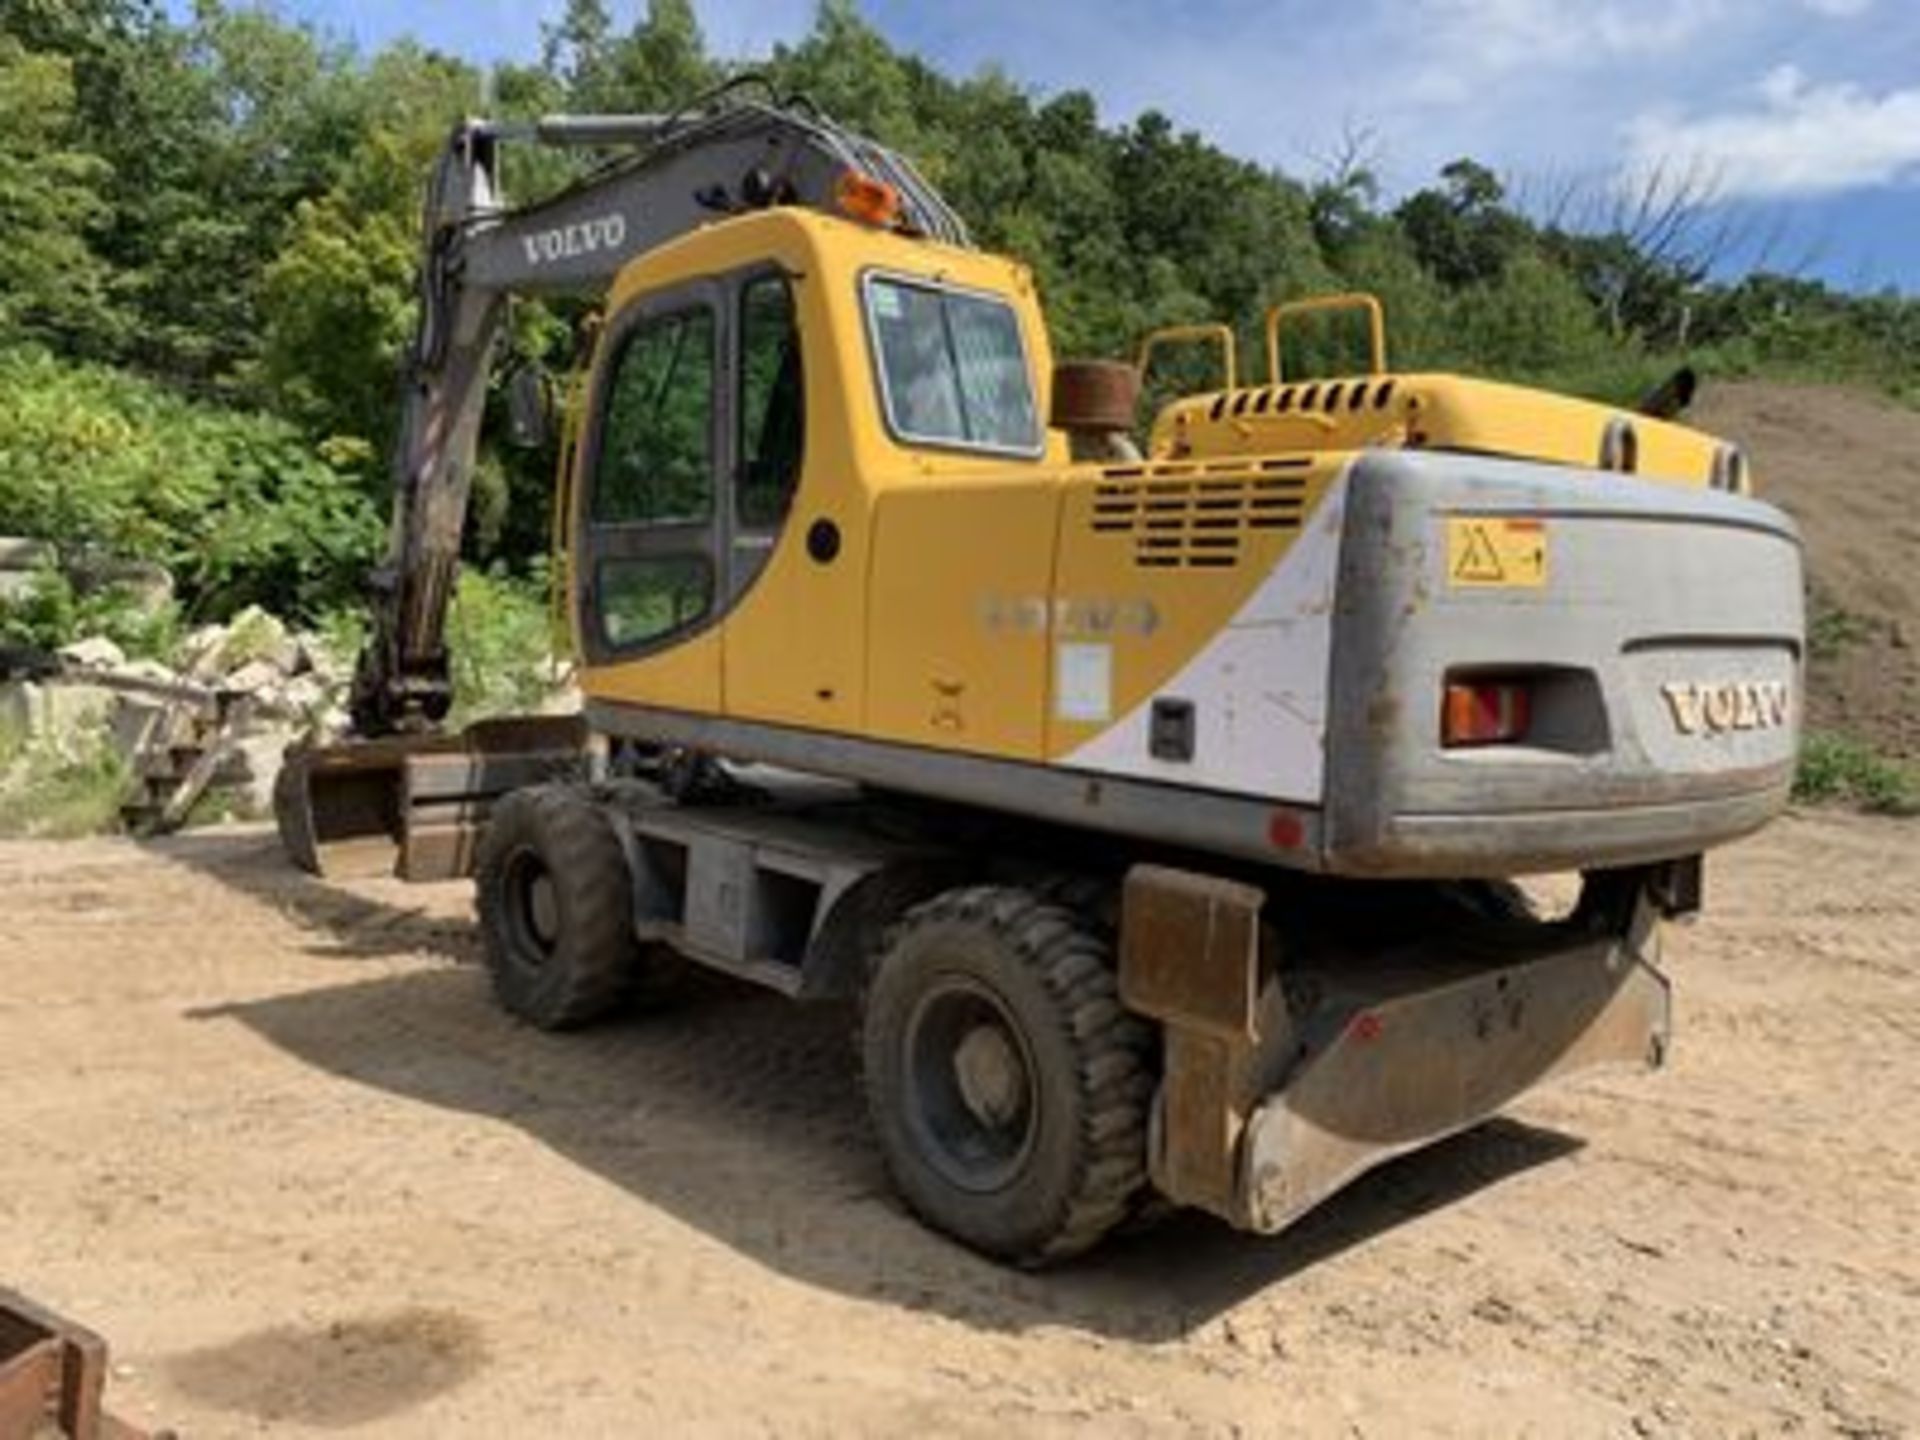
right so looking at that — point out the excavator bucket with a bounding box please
[273,715,594,881]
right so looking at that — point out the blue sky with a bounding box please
[279,0,1920,292]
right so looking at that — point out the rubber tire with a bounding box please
[475,785,664,1030]
[862,885,1154,1266]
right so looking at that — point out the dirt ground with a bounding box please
[1,811,1915,1438]
[1692,380,1920,760]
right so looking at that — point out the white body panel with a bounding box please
[1060,472,1350,804]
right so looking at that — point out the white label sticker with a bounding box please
[1056,643,1113,724]
[872,283,904,320]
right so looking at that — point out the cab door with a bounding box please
[575,279,726,713]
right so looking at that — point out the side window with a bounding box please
[865,276,1040,454]
[596,555,711,649]
[737,274,804,530]
[592,307,715,525]
[586,303,716,653]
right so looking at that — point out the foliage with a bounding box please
[257,43,483,448]
[443,567,565,725]
[0,35,116,353]
[1807,600,1875,662]
[0,347,383,620]
[0,565,179,660]
[1794,733,1920,817]
[0,713,130,839]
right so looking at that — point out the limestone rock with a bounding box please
[223,659,284,697]
[220,606,298,676]
[58,636,127,671]
[180,624,231,681]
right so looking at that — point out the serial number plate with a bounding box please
[1446,517,1549,589]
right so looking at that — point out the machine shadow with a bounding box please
[165,829,1585,1344]
[149,827,477,966]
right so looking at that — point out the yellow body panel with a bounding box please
[593,623,725,715]
[867,478,1059,757]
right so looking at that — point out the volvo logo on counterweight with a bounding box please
[1659,681,1791,735]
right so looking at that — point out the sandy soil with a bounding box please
[1,812,1915,1437]
[1692,381,1920,760]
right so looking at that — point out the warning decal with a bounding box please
[1446,517,1549,589]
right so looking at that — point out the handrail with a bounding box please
[1135,322,1238,393]
[1264,292,1387,383]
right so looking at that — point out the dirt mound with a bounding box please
[1690,380,1920,759]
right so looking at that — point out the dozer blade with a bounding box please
[273,714,594,881]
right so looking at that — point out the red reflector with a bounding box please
[1442,680,1532,747]
[1267,810,1306,850]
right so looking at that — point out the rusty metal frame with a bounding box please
[0,1289,159,1440]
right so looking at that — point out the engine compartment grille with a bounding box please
[1089,458,1311,568]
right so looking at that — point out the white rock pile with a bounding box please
[1,605,354,824]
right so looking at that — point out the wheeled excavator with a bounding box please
[273,82,1805,1264]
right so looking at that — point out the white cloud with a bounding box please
[1626,64,1920,197]
[1402,0,1726,101]
[1801,0,1872,15]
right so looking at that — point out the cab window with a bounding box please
[738,274,805,529]
[597,554,711,649]
[586,302,716,653]
[864,275,1040,455]
[592,306,715,525]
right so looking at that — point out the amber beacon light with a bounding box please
[836,169,902,228]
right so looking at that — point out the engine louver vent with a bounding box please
[1089,458,1310,568]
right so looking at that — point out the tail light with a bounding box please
[1442,679,1532,747]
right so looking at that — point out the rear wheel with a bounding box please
[862,885,1154,1265]
[476,785,682,1029]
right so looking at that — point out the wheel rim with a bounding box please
[902,975,1039,1194]
[501,846,560,970]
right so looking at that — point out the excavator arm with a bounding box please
[352,87,970,735]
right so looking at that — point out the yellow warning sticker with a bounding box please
[1446,517,1549,589]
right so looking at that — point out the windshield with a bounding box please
[864,275,1040,455]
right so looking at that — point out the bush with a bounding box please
[443,566,564,725]
[0,715,130,838]
[0,566,179,660]
[0,347,383,620]
[1794,732,1919,816]
[1807,602,1875,662]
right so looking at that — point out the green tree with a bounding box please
[0,36,116,352]
[608,0,717,110]
[542,0,616,109]
[256,44,482,449]
[768,1,924,152]
[1450,249,1612,375]
[1395,158,1531,289]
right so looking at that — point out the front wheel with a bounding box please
[862,886,1155,1265]
[475,785,682,1029]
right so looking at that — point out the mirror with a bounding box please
[505,364,555,450]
